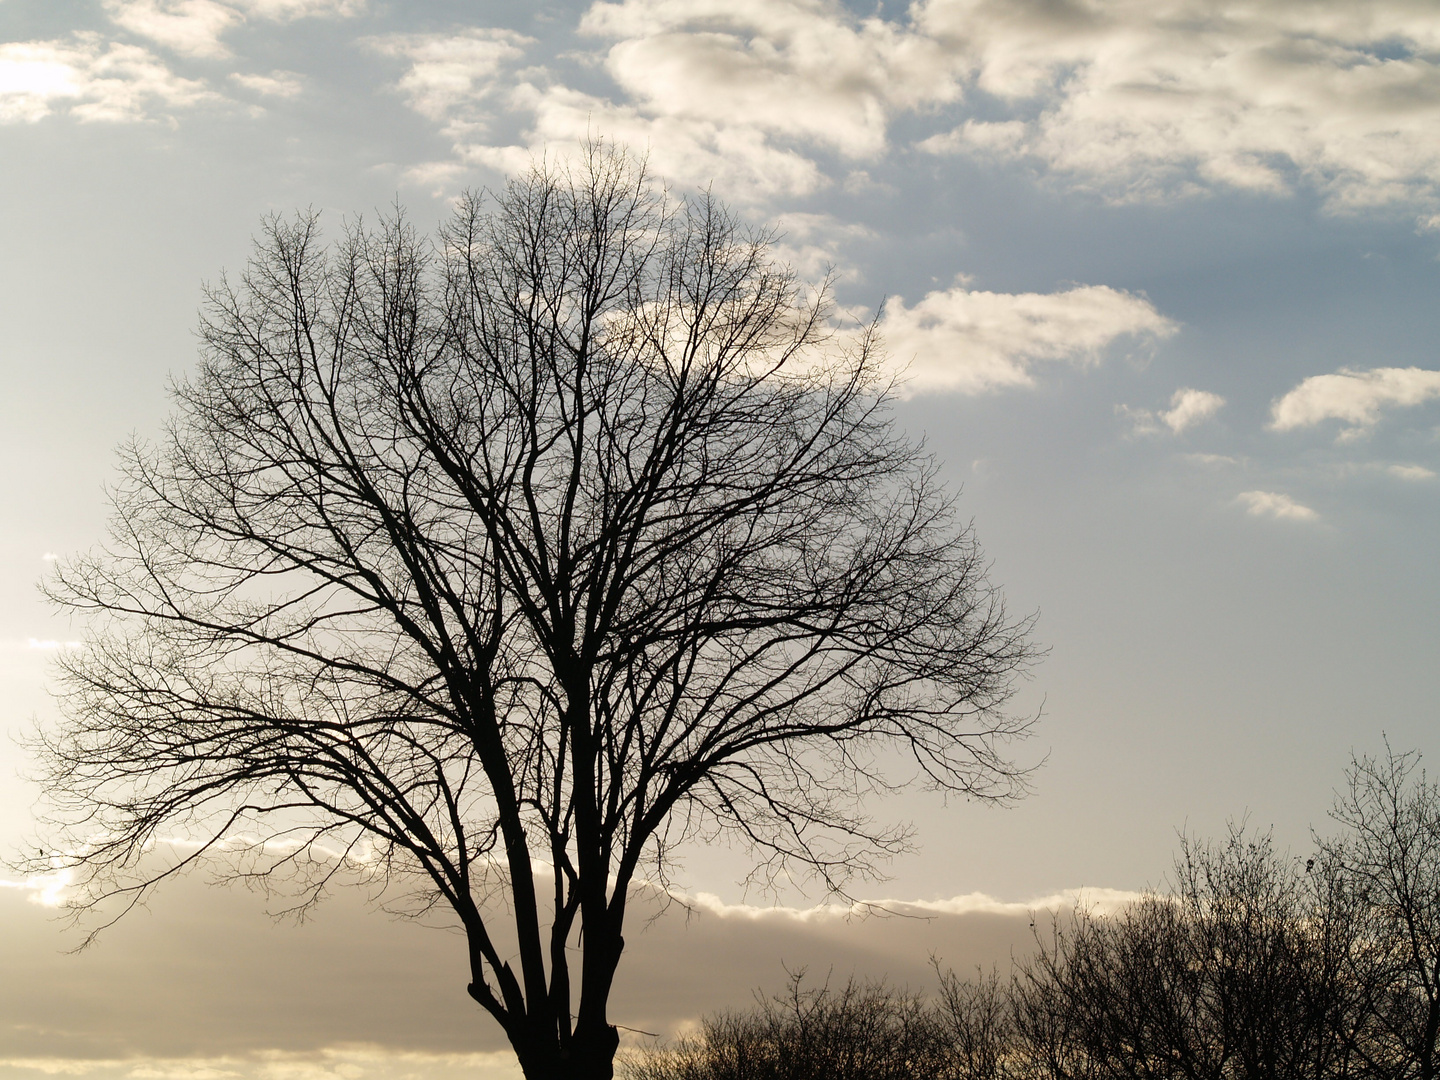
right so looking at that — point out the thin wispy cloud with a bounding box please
[1271,366,1440,437]
[367,30,531,130]
[229,70,303,97]
[769,212,876,282]
[685,886,1142,921]
[1387,463,1437,481]
[0,1049,523,1080]
[103,0,365,59]
[1238,489,1319,522]
[240,0,364,17]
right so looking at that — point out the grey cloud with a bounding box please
[0,874,1050,1061]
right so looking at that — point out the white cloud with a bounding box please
[1270,366,1440,435]
[104,0,364,60]
[768,212,875,281]
[0,868,72,907]
[917,0,1440,209]
[1237,489,1319,522]
[27,638,83,650]
[686,886,1141,921]
[230,70,302,97]
[1387,463,1437,480]
[103,0,242,59]
[367,29,531,130]
[879,283,1177,394]
[466,82,827,201]
[580,0,962,160]
[1123,386,1226,435]
[238,0,364,17]
[380,3,953,200]
[0,35,213,124]
[366,37,822,200]
[377,1,1440,211]
[1162,388,1226,433]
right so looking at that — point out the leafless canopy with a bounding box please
[35,145,1034,1080]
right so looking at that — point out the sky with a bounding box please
[2,0,1439,1076]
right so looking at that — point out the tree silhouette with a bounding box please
[32,145,1034,1080]
[1322,745,1440,1080]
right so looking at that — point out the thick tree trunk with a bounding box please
[513,1024,620,1080]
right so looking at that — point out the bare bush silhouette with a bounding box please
[627,772,1440,1080]
[622,971,953,1080]
[1016,828,1346,1080]
[27,143,1035,1080]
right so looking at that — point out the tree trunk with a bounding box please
[513,1024,619,1080]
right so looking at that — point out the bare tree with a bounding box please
[936,965,1015,1080]
[1015,828,1343,1080]
[29,145,1034,1080]
[1321,746,1440,1080]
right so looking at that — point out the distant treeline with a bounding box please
[623,746,1440,1080]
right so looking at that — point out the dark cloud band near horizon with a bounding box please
[0,870,1088,1066]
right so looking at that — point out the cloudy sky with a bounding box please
[3,0,1440,1076]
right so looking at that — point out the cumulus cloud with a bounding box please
[917,0,1440,209]
[0,35,212,123]
[374,2,950,199]
[483,0,1440,210]
[580,0,962,160]
[878,283,1177,394]
[1237,490,1319,522]
[1122,387,1226,435]
[1270,366,1440,436]
[1162,388,1227,433]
